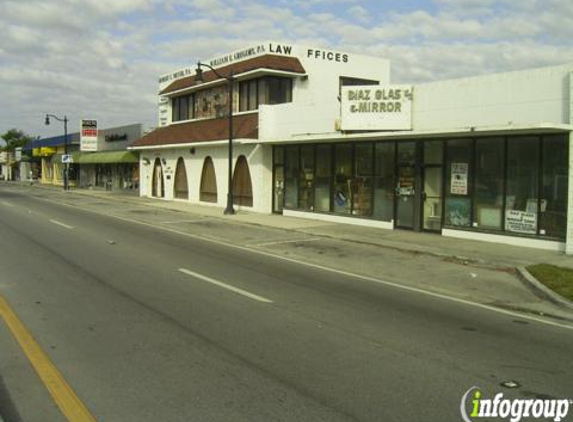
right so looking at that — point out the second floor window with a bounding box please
[239,76,293,112]
[172,94,195,122]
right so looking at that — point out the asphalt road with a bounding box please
[0,186,572,422]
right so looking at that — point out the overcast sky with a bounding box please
[1,0,572,140]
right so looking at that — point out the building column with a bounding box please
[566,71,573,254]
[567,131,573,254]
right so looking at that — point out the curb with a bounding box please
[516,266,573,311]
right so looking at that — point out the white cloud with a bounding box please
[347,5,370,23]
[1,0,572,138]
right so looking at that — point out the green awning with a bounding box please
[51,151,83,163]
[76,151,139,164]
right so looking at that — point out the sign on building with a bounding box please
[450,163,469,195]
[505,210,537,235]
[14,147,22,162]
[80,119,98,151]
[340,85,413,131]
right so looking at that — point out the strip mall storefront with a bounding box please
[273,133,569,248]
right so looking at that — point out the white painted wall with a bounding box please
[139,143,273,213]
[413,64,573,131]
[565,72,573,254]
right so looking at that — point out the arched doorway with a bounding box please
[151,158,164,198]
[232,155,253,207]
[200,156,217,203]
[173,157,189,199]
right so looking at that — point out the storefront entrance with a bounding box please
[395,140,444,232]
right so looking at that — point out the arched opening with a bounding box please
[232,155,253,207]
[200,156,217,203]
[151,158,164,198]
[173,157,189,199]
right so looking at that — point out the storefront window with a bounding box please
[333,143,352,214]
[268,77,292,104]
[298,146,314,210]
[505,137,539,235]
[352,143,373,216]
[284,146,299,208]
[314,144,332,212]
[540,135,568,238]
[445,139,472,227]
[474,138,504,230]
[172,94,195,121]
[373,142,395,221]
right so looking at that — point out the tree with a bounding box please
[1,129,33,152]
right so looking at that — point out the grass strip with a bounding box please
[526,264,573,302]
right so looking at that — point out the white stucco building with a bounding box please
[131,42,573,253]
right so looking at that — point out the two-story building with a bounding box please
[131,42,573,253]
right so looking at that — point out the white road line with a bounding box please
[178,268,273,304]
[252,237,321,247]
[1,201,13,207]
[160,219,206,224]
[32,195,573,331]
[49,219,74,230]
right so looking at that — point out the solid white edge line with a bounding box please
[32,194,573,331]
[49,219,74,230]
[178,268,273,304]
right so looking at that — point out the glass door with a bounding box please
[422,166,442,231]
[395,142,416,229]
[273,146,285,213]
[421,141,444,232]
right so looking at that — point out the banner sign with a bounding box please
[340,85,413,131]
[505,210,537,234]
[81,119,98,151]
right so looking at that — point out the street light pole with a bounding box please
[195,62,235,215]
[44,114,69,191]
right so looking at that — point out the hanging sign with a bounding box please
[450,163,468,195]
[81,119,98,151]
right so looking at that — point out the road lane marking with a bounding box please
[32,195,573,331]
[160,219,205,224]
[251,237,321,247]
[0,295,98,422]
[178,268,274,304]
[49,219,74,230]
[1,201,13,207]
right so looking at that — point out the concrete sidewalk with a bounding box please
[65,185,572,271]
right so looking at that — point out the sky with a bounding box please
[1,0,572,141]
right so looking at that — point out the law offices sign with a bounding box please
[340,85,413,131]
[80,119,98,152]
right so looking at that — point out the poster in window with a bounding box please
[445,197,471,226]
[505,210,537,235]
[450,162,468,195]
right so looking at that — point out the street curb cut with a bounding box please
[516,266,573,311]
